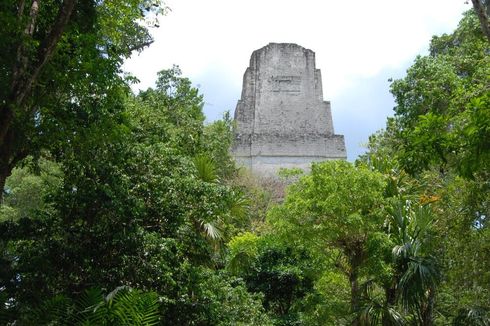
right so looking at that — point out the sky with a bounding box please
[123,0,471,161]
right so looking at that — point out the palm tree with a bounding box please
[358,279,406,326]
[192,154,250,242]
[389,200,441,326]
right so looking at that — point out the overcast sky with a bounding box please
[123,0,471,160]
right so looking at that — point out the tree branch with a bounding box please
[2,0,77,151]
[25,0,39,36]
[17,0,26,17]
[472,0,490,43]
[128,40,154,53]
[16,0,39,86]
[15,0,78,107]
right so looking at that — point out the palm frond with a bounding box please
[74,287,160,325]
[399,255,440,311]
[359,304,407,326]
[359,301,382,326]
[110,288,160,325]
[412,204,433,241]
[453,306,490,326]
[25,294,72,325]
[388,199,410,243]
[106,286,132,303]
[385,306,406,326]
[393,242,414,260]
[75,287,108,325]
[359,280,406,326]
[202,221,222,240]
[229,191,250,220]
[194,154,218,183]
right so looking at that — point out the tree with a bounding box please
[0,0,166,201]
[360,125,490,325]
[364,10,490,323]
[471,0,490,42]
[0,157,62,221]
[0,67,269,324]
[268,161,387,325]
[202,111,236,179]
[388,201,440,326]
[390,11,489,178]
[227,232,318,325]
[434,174,490,325]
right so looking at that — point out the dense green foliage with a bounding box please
[19,286,161,325]
[356,10,490,325]
[0,0,165,201]
[389,11,489,178]
[0,67,269,324]
[0,4,488,326]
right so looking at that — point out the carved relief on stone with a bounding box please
[270,75,301,93]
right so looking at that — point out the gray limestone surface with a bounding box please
[233,43,346,174]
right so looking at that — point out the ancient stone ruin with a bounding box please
[232,43,346,174]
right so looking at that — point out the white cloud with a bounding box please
[123,0,471,159]
[125,0,468,95]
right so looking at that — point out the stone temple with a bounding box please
[232,43,346,174]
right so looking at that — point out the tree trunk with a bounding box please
[0,127,27,203]
[420,287,435,326]
[472,0,490,43]
[0,159,11,204]
[0,124,14,203]
[349,269,360,326]
[0,104,14,148]
[20,0,77,107]
[345,243,365,326]
[382,286,397,326]
[2,0,77,146]
[0,0,78,199]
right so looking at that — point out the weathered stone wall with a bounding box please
[233,43,346,174]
